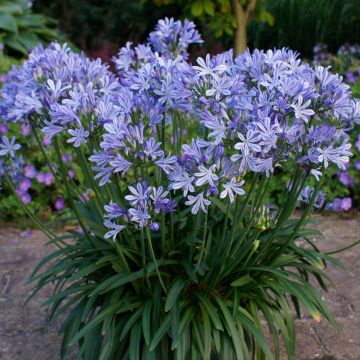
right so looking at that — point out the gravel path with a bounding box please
[0,214,359,360]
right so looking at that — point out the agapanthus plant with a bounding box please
[311,43,360,211]
[1,18,360,360]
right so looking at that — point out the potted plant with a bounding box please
[1,18,359,360]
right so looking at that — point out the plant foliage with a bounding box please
[0,0,59,56]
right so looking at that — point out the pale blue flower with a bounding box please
[67,127,89,147]
[185,192,211,214]
[194,164,219,187]
[220,179,245,203]
[291,95,315,122]
[0,136,21,158]
[104,220,126,241]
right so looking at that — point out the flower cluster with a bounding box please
[104,183,176,239]
[163,48,359,214]
[327,197,353,212]
[1,18,360,237]
[0,42,121,145]
[311,42,360,211]
[148,17,203,59]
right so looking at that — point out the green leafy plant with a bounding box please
[0,0,59,56]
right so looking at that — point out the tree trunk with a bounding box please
[232,0,257,57]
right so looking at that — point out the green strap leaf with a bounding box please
[149,314,171,352]
[165,278,186,312]
[0,14,18,33]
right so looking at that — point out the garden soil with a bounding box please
[0,214,360,360]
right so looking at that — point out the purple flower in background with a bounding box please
[15,187,32,204]
[36,172,46,183]
[81,191,90,202]
[22,124,31,136]
[355,160,360,171]
[331,198,343,212]
[338,171,356,186]
[37,172,54,186]
[43,136,51,146]
[68,169,75,178]
[24,164,37,178]
[44,173,55,185]
[341,197,352,211]
[330,197,352,212]
[61,153,73,162]
[18,178,31,191]
[19,230,33,238]
[54,197,65,210]
[0,74,10,83]
[148,17,203,58]
[345,71,357,83]
[20,192,32,204]
[0,124,8,134]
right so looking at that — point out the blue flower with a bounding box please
[67,127,89,147]
[291,95,315,122]
[109,155,133,175]
[234,130,261,157]
[193,55,227,81]
[168,171,195,196]
[185,192,211,214]
[150,222,160,232]
[0,136,21,158]
[220,179,245,203]
[104,201,127,220]
[194,164,219,187]
[125,183,151,208]
[128,208,151,228]
[104,220,126,241]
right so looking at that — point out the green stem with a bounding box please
[146,228,167,294]
[5,175,60,244]
[221,199,230,245]
[189,212,201,262]
[232,174,272,255]
[161,214,166,252]
[193,210,208,276]
[230,174,258,244]
[53,137,95,245]
[161,117,166,151]
[170,213,174,251]
[273,176,324,259]
[78,146,104,214]
[326,238,360,255]
[31,126,63,191]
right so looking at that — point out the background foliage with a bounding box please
[0,0,60,56]
[33,0,360,57]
